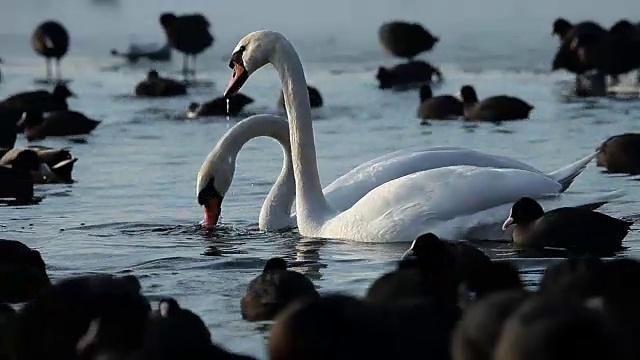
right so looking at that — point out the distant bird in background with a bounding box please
[159,12,214,79]
[378,21,439,60]
[31,20,70,82]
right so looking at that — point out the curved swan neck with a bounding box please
[271,40,330,220]
[216,115,290,156]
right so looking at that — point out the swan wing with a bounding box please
[320,148,545,214]
[321,165,562,242]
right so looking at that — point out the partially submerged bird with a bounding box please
[459,85,534,121]
[277,85,323,110]
[376,60,443,90]
[416,84,463,121]
[596,133,640,175]
[159,12,214,78]
[31,20,70,82]
[187,93,254,118]
[0,146,78,183]
[502,197,632,254]
[378,21,439,60]
[135,70,187,97]
[241,257,318,322]
[110,42,171,63]
[0,84,75,114]
[18,110,100,141]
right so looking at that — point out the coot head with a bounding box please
[53,84,76,99]
[147,70,160,80]
[459,85,479,104]
[263,257,288,273]
[419,84,433,102]
[502,197,544,230]
[159,13,177,28]
[8,150,41,172]
[552,18,573,38]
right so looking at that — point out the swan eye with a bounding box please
[239,45,246,52]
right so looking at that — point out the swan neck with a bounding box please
[272,42,329,218]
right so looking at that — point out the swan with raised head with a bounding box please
[197,115,599,231]
[204,30,623,242]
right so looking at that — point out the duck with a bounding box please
[376,60,443,90]
[0,166,33,201]
[110,42,171,63]
[268,294,460,360]
[159,13,214,78]
[143,298,256,359]
[31,20,70,82]
[494,296,615,360]
[552,18,605,43]
[12,274,150,360]
[0,239,50,303]
[502,197,632,254]
[459,85,534,121]
[378,21,439,60]
[368,233,462,305]
[416,84,463,122]
[241,257,318,322]
[596,133,640,175]
[551,18,605,79]
[0,84,74,114]
[187,93,254,118]
[18,110,100,141]
[452,290,530,360]
[570,20,640,87]
[277,85,323,110]
[400,233,523,302]
[0,146,77,183]
[135,70,187,97]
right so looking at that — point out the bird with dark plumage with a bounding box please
[0,146,78,184]
[551,18,605,84]
[18,110,100,141]
[459,85,533,122]
[142,298,257,360]
[570,20,640,87]
[187,93,254,118]
[277,85,323,110]
[0,84,74,115]
[31,20,70,82]
[159,12,214,78]
[378,21,439,60]
[502,197,632,254]
[376,60,443,90]
[596,133,640,175]
[241,257,318,322]
[135,70,187,97]
[416,84,463,122]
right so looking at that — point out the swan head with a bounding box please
[502,197,545,231]
[196,149,235,229]
[224,30,287,98]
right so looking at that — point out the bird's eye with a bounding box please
[239,45,246,52]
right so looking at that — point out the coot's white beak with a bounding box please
[502,217,514,231]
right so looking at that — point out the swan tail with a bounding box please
[547,151,599,192]
[537,189,625,210]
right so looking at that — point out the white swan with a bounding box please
[211,30,623,242]
[197,114,598,231]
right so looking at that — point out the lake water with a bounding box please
[1,0,639,358]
